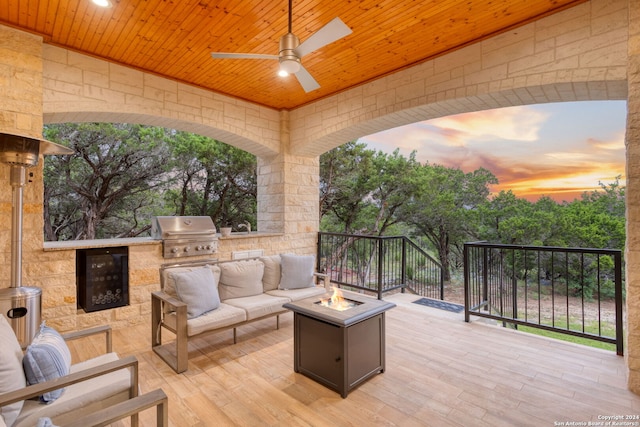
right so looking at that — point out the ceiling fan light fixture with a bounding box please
[91,0,113,7]
[278,69,290,77]
[279,58,300,74]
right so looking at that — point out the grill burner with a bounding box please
[151,216,218,259]
[284,291,395,398]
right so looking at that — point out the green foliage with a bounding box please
[44,123,172,240]
[164,130,256,229]
[43,124,256,240]
[319,142,625,288]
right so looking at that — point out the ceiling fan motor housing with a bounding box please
[279,32,301,73]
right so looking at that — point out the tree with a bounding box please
[399,164,498,281]
[560,178,625,250]
[43,123,172,240]
[319,141,377,232]
[165,131,256,230]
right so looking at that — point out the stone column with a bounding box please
[257,110,319,250]
[626,0,640,393]
[0,26,46,289]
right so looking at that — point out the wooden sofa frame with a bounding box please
[151,257,328,374]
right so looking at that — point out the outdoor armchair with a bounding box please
[0,316,140,427]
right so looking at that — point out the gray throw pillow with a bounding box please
[170,266,221,319]
[278,254,315,290]
[23,322,72,403]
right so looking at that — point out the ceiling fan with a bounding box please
[210,0,352,93]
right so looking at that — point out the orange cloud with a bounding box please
[359,102,626,203]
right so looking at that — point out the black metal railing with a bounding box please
[317,232,444,299]
[463,242,624,355]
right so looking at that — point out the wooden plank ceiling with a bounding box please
[2,0,587,110]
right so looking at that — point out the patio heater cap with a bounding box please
[0,132,73,167]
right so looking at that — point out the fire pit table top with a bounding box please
[283,290,396,327]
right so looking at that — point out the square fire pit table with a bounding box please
[283,290,395,398]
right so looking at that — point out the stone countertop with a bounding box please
[43,237,160,251]
[43,232,283,251]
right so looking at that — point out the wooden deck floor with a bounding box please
[69,293,640,426]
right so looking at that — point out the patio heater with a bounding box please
[0,132,73,348]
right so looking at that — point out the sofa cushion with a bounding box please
[164,303,247,336]
[260,255,281,291]
[0,314,26,427]
[266,286,326,302]
[278,254,315,290]
[224,294,290,320]
[23,323,72,403]
[218,260,264,300]
[171,266,221,319]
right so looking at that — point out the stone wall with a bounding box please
[0,25,46,289]
[626,0,640,393]
[288,0,629,157]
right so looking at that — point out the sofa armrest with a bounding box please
[61,388,168,427]
[151,290,185,311]
[314,272,330,290]
[62,325,112,354]
[0,355,139,408]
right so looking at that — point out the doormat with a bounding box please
[413,298,464,313]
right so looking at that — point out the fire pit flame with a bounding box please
[317,287,361,311]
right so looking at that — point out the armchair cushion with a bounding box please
[278,254,315,290]
[16,353,132,427]
[171,266,221,319]
[23,323,72,403]
[0,315,26,427]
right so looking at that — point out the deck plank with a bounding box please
[66,293,640,426]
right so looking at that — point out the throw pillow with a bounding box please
[23,322,72,403]
[218,260,264,300]
[278,254,315,290]
[170,266,221,319]
[0,314,26,426]
[260,255,282,291]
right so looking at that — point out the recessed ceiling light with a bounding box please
[91,0,113,8]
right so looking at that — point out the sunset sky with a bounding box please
[358,101,627,202]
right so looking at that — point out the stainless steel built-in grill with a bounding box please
[151,216,218,259]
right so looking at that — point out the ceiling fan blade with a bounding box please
[211,52,279,60]
[294,17,352,57]
[294,65,321,93]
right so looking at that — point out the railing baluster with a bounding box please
[462,241,623,355]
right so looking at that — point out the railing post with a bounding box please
[464,243,470,322]
[615,250,624,356]
[317,233,323,274]
[401,237,407,294]
[482,245,489,312]
[377,238,384,300]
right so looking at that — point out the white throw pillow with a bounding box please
[260,255,281,291]
[218,260,264,300]
[278,254,315,290]
[0,314,26,426]
[170,266,221,319]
